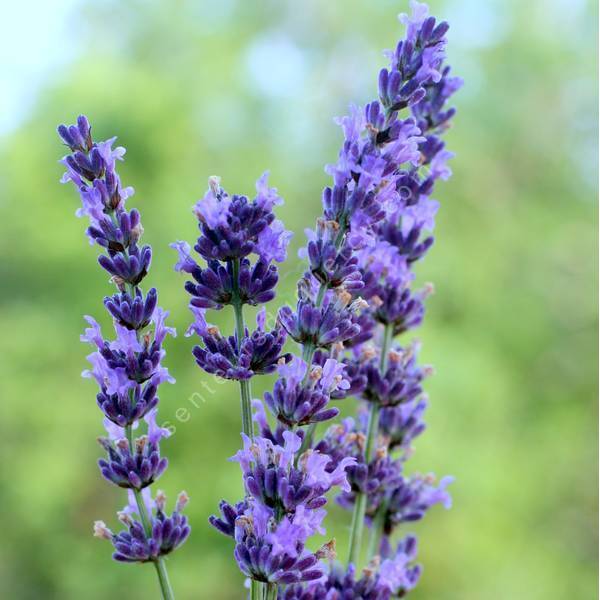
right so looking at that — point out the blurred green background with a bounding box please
[0,0,597,598]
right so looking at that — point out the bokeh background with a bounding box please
[0,0,597,598]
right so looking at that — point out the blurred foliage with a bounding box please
[0,0,597,598]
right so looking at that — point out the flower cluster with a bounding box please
[315,414,452,533]
[58,1,461,597]
[280,538,421,599]
[171,165,358,592]
[95,490,191,563]
[172,174,292,394]
[57,117,189,588]
[207,2,460,595]
[210,432,355,585]
[263,357,348,427]
[230,1,459,596]
[188,307,290,381]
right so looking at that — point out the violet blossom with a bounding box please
[204,1,460,597]
[57,116,188,599]
[172,172,292,437]
[285,0,462,582]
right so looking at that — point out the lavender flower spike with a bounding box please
[174,175,296,599]
[233,1,461,596]
[210,431,355,592]
[58,116,189,599]
[172,173,292,438]
[205,2,459,598]
[306,0,461,573]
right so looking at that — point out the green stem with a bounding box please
[347,485,368,566]
[364,400,379,465]
[250,580,263,600]
[231,259,254,438]
[366,498,388,560]
[265,582,278,600]
[379,323,393,374]
[237,367,254,439]
[346,323,393,567]
[153,559,175,600]
[315,283,327,307]
[346,401,378,566]
[133,488,153,537]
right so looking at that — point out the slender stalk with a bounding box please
[363,400,380,466]
[265,582,278,600]
[237,359,254,438]
[366,497,388,560]
[301,340,316,364]
[346,401,377,566]
[231,258,254,438]
[346,323,393,566]
[379,323,393,374]
[153,559,175,600]
[347,484,368,566]
[250,580,263,600]
[125,424,175,600]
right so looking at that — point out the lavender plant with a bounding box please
[57,117,190,599]
[295,0,463,581]
[173,1,462,598]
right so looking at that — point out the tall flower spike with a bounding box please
[172,173,292,438]
[315,0,460,576]
[204,2,460,599]
[250,1,460,597]
[57,116,188,599]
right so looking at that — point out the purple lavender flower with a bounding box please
[230,502,324,585]
[98,436,167,489]
[308,350,368,400]
[278,286,366,349]
[303,220,363,292]
[381,473,453,527]
[179,254,279,309]
[314,418,401,512]
[284,0,461,575]
[378,283,431,334]
[378,398,428,451]
[172,174,292,438]
[95,490,191,563]
[209,499,249,537]
[97,412,170,490]
[252,399,303,448]
[58,116,188,596]
[263,357,347,427]
[104,287,158,330]
[96,380,159,427]
[280,542,421,600]
[191,174,291,263]
[188,307,290,380]
[360,343,432,408]
[230,430,355,515]
[211,431,355,587]
[211,498,324,585]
